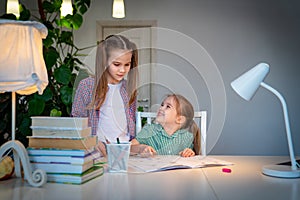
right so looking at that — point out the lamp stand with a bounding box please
[260,82,300,178]
[0,92,47,187]
[262,164,300,178]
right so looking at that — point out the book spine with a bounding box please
[45,166,104,184]
[31,127,91,137]
[31,161,94,174]
[28,151,101,164]
[27,147,94,156]
[28,136,97,149]
[31,117,88,129]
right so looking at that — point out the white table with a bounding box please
[0,156,299,200]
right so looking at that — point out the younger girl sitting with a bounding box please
[131,94,201,157]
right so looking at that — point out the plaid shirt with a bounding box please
[136,124,194,155]
[71,77,136,140]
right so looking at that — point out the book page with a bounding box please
[128,155,233,173]
[128,155,180,172]
[174,156,233,168]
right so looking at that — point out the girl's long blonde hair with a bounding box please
[168,94,201,155]
[89,35,138,110]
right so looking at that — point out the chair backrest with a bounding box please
[136,111,207,156]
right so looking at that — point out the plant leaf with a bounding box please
[43,30,55,48]
[19,117,31,135]
[54,65,72,85]
[34,87,53,101]
[50,108,62,117]
[71,14,83,30]
[59,31,73,45]
[59,17,72,29]
[44,47,59,69]
[19,4,31,20]
[43,0,62,13]
[60,86,73,105]
[75,0,90,15]
[28,99,45,116]
[0,14,17,20]
[42,1,56,13]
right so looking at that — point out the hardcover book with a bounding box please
[27,136,97,150]
[31,160,94,174]
[28,150,101,165]
[27,147,96,157]
[46,165,104,184]
[31,117,88,129]
[31,127,91,138]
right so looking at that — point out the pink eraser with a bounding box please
[222,168,232,173]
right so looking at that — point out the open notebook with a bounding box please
[128,155,233,173]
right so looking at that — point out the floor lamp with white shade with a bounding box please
[0,19,49,186]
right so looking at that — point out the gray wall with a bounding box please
[1,0,299,156]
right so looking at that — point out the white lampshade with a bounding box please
[0,20,48,95]
[6,0,20,18]
[112,0,125,18]
[61,0,73,17]
[231,63,270,101]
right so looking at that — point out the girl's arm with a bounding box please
[130,139,141,155]
[71,78,92,117]
[95,141,107,157]
[130,139,157,157]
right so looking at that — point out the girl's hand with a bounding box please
[95,141,107,157]
[139,144,157,158]
[180,148,195,157]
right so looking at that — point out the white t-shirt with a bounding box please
[97,82,129,143]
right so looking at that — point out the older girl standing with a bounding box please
[72,35,138,156]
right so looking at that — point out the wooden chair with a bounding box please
[136,111,207,156]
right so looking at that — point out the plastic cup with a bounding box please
[106,142,131,172]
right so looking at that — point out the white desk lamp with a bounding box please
[231,63,300,178]
[0,20,48,186]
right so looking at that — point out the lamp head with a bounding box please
[112,0,125,18]
[231,63,270,101]
[6,0,20,18]
[60,0,73,17]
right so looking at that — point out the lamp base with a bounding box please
[262,164,300,178]
[0,140,47,187]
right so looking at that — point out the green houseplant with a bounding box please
[0,0,92,147]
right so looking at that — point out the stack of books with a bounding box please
[27,117,103,184]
